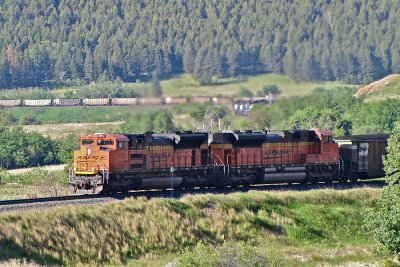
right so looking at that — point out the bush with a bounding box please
[120,109,175,133]
[364,121,400,261]
[257,84,281,97]
[237,88,253,98]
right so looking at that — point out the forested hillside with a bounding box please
[0,0,399,89]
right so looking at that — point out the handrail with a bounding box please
[211,154,224,166]
[96,159,109,184]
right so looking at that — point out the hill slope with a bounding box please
[356,74,400,100]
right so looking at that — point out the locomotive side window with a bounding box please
[97,139,114,145]
[82,139,93,145]
[322,136,332,143]
[118,141,126,149]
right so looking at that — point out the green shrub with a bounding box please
[237,88,253,98]
[364,121,400,261]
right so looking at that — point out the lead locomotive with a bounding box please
[69,129,352,194]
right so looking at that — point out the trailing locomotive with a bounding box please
[70,129,342,194]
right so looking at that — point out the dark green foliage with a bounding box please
[55,134,79,164]
[188,103,230,131]
[249,104,271,130]
[351,100,400,134]
[148,71,163,97]
[120,110,175,133]
[0,1,399,88]
[0,109,17,125]
[237,88,253,98]
[364,122,400,260]
[257,85,281,97]
[0,127,56,168]
[0,126,77,169]
[189,103,228,123]
[251,86,400,135]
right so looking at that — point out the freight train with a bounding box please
[0,96,243,107]
[69,129,388,194]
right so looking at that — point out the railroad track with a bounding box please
[0,180,385,214]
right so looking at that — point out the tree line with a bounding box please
[0,0,399,89]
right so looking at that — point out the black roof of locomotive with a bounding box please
[171,132,208,148]
[124,133,174,145]
[209,131,270,147]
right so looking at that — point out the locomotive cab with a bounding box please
[70,133,129,194]
[308,129,339,163]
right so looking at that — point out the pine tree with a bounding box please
[183,40,195,74]
[0,55,11,89]
[84,48,94,82]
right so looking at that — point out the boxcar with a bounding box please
[0,99,22,107]
[336,134,389,180]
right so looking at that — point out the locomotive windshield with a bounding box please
[97,139,114,145]
[82,139,93,145]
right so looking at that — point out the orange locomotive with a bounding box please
[70,129,340,194]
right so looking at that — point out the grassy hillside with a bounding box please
[0,73,353,100]
[356,74,400,100]
[0,188,381,266]
[160,73,352,97]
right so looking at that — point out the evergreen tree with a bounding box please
[149,71,163,97]
[84,48,94,82]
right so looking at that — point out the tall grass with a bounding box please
[0,168,69,199]
[0,188,380,266]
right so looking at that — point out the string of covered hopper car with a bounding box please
[0,96,256,107]
[69,129,389,194]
